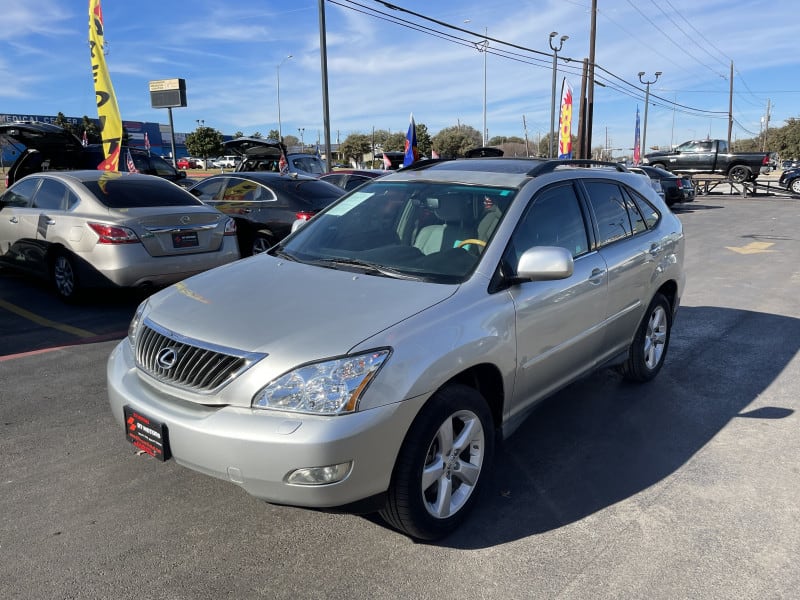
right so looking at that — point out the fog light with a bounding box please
[286,462,352,485]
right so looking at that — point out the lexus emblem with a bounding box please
[180,215,191,224]
[156,347,179,369]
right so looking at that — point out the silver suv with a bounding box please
[107,158,685,540]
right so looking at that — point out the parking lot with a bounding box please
[1,193,799,599]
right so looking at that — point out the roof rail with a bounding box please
[527,159,629,177]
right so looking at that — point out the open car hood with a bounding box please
[222,137,286,159]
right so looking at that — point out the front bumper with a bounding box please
[107,340,426,509]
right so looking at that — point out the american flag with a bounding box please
[382,153,392,169]
[126,149,139,173]
[144,131,151,153]
[279,151,289,175]
[81,130,88,147]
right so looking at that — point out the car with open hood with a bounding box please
[0,121,191,187]
[108,157,684,540]
[223,137,326,177]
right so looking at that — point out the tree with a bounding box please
[282,134,299,148]
[267,129,280,141]
[431,125,482,158]
[339,133,371,166]
[53,112,75,134]
[185,126,224,161]
[233,131,244,138]
[383,132,406,152]
[416,123,432,157]
[80,116,101,144]
[250,131,263,139]
[488,135,524,146]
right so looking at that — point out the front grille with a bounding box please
[135,319,266,393]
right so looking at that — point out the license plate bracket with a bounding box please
[172,231,198,248]
[124,406,171,461]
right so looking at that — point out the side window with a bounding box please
[629,190,660,229]
[2,178,40,208]
[66,189,80,210]
[148,154,179,177]
[509,183,589,261]
[620,187,647,234]
[583,181,633,246]
[223,178,272,202]
[190,178,226,201]
[32,179,67,211]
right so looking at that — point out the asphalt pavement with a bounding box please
[0,192,798,599]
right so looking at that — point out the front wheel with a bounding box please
[380,384,494,541]
[728,165,751,184]
[618,293,672,382]
[251,232,274,256]
[790,178,800,195]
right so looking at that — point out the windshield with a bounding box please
[275,181,516,284]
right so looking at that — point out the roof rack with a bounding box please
[527,159,629,177]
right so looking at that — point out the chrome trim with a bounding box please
[134,318,267,394]
[144,223,218,233]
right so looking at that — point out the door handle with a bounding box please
[9,216,18,224]
[589,267,606,283]
[649,243,662,256]
[46,219,56,226]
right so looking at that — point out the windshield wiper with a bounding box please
[271,248,298,262]
[313,257,422,280]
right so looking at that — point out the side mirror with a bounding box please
[514,246,574,283]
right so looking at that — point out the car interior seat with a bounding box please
[413,193,476,255]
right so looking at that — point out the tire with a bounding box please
[618,293,672,382]
[380,384,494,541]
[251,232,274,256]
[790,178,800,195]
[728,165,751,184]
[51,251,81,302]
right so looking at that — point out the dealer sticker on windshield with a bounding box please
[123,406,171,461]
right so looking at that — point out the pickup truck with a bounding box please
[643,139,770,183]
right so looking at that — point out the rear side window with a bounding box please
[33,179,68,210]
[190,178,226,201]
[284,180,343,210]
[583,181,633,246]
[82,178,202,208]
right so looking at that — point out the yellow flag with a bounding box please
[89,0,123,172]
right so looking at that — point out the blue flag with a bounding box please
[403,113,419,167]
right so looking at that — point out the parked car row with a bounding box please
[628,165,694,206]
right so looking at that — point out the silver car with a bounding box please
[107,158,685,540]
[0,170,239,301]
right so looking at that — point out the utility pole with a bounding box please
[638,71,662,157]
[727,60,733,148]
[762,98,771,152]
[585,0,597,158]
[522,115,530,157]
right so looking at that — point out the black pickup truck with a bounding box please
[643,139,770,183]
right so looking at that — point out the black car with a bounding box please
[187,172,344,255]
[778,167,800,195]
[628,165,688,207]
[0,121,190,187]
[319,169,385,191]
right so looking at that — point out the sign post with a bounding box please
[149,78,187,165]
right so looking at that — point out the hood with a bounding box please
[223,137,286,159]
[144,254,456,358]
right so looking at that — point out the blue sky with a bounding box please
[1,0,797,155]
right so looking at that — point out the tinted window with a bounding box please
[190,178,226,201]
[2,177,39,208]
[280,180,343,210]
[510,183,589,260]
[290,156,325,175]
[223,178,276,202]
[583,181,633,246]
[630,191,660,229]
[33,179,67,210]
[620,188,647,234]
[82,178,202,208]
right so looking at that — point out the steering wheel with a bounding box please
[455,238,486,249]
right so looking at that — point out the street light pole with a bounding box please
[298,127,305,152]
[465,20,489,146]
[276,55,292,141]
[549,32,568,158]
[638,71,661,156]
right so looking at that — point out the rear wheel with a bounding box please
[251,232,274,256]
[728,165,751,184]
[380,384,494,541]
[790,178,800,195]
[51,251,81,302]
[618,293,672,382]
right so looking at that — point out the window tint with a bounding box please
[2,178,39,208]
[148,154,180,177]
[620,187,647,234]
[82,178,202,208]
[33,179,67,211]
[281,180,343,210]
[190,178,226,201]
[223,178,275,202]
[629,190,659,229]
[583,181,633,246]
[510,183,589,260]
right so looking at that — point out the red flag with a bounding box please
[126,148,139,173]
[382,153,391,169]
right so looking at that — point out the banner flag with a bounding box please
[557,78,573,159]
[403,113,419,167]
[144,131,151,153]
[126,148,138,173]
[89,0,123,172]
[633,106,641,165]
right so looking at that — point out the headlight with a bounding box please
[252,349,390,415]
[127,299,149,348]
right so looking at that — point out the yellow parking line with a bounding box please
[0,298,96,338]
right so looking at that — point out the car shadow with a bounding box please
[415,305,799,548]
[671,202,724,213]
